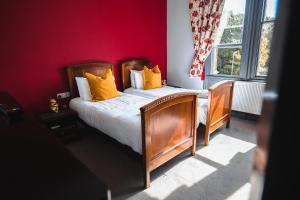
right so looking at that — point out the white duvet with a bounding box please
[124,86,208,99]
[124,86,209,125]
[70,93,152,154]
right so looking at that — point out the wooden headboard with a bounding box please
[67,62,113,98]
[121,59,151,90]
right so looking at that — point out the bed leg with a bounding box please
[191,144,196,156]
[204,127,210,146]
[191,149,196,156]
[191,130,197,156]
[144,170,150,189]
[226,119,231,128]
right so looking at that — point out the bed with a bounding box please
[121,59,234,146]
[67,62,198,188]
[124,86,209,126]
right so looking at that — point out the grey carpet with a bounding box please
[67,117,257,200]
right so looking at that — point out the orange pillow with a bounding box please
[85,69,120,101]
[143,65,162,90]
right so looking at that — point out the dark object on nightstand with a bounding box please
[0,91,24,125]
[39,109,83,143]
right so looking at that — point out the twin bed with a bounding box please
[67,60,234,188]
[67,62,198,188]
[121,59,234,146]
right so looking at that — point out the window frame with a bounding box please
[206,0,275,86]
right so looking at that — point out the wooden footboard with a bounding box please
[204,80,234,145]
[140,92,198,188]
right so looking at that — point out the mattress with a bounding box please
[69,93,152,154]
[124,86,209,125]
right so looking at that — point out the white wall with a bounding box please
[167,0,204,89]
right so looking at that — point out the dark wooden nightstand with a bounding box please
[39,109,83,143]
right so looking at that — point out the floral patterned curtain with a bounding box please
[189,0,225,80]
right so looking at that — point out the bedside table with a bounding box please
[39,109,83,143]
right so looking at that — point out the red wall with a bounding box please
[0,0,166,113]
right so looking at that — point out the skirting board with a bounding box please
[231,110,260,122]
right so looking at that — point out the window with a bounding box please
[211,0,246,76]
[207,0,278,82]
[256,0,277,76]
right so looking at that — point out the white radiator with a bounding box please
[232,81,266,115]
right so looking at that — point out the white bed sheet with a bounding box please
[124,86,208,99]
[69,93,152,154]
[124,86,208,125]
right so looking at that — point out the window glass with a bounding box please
[212,0,246,76]
[216,0,246,45]
[257,0,277,76]
[213,47,242,76]
[257,22,274,76]
[220,27,243,44]
[264,0,277,21]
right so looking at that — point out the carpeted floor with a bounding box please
[66,117,257,200]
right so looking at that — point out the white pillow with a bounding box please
[131,70,144,89]
[75,77,92,101]
[130,70,136,88]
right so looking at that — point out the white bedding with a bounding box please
[69,93,152,154]
[124,86,209,125]
[124,86,208,99]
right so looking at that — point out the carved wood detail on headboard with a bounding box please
[121,59,151,90]
[67,62,113,98]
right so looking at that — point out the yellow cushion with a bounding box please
[84,69,120,101]
[143,65,162,90]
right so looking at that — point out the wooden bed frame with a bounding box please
[67,62,198,188]
[121,59,234,146]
